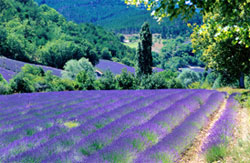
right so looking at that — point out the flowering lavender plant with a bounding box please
[0,89,230,163]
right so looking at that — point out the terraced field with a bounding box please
[0,89,238,162]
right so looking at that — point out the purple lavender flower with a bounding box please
[201,94,239,152]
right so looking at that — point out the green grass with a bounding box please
[102,150,134,163]
[140,130,158,145]
[123,42,138,49]
[152,152,173,163]
[205,145,227,163]
[216,87,250,95]
[80,140,104,156]
[227,138,250,163]
[132,138,145,151]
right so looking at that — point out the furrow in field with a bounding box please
[181,94,239,163]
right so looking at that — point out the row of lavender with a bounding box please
[202,94,239,152]
[0,89,236,163]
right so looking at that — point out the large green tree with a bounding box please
[191,12,250,88]
[136,22,153,76]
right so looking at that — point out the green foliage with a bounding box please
[0,0,134,68]
[75,71,95,90]
[116,69,136,90]
[136,22,153,76]
[191,10,250,88]
[205,145,227,163]
[38,40,85,69]
[8,64,77,93]
[159,36,204,70]
[35,0,202,37]
[138,73,167,89]
[98,70,117,90]
[0,74,10,94]
[62,58,95,80]
[177,69,201,88]
[188,82,202,89]
[125,0,250,27]
[9,65,45,93]
[235,91,250,109]
[50,78,75,91]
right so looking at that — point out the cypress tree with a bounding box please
[136,22,153,77]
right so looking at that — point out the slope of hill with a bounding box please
[34,0,202,36]
[0,0,135,69]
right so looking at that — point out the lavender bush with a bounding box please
[202,94,239,162]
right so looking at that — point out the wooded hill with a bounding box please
[34,0,202,37]
[0,0,135,68]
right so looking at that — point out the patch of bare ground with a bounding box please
[152,42,164,53]
[178,100,228,163]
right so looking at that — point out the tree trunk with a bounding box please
[239,72,245,88]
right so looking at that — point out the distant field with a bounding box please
[123,42,138,49]
[0,57,63,79]
[96,59,164,75]
[0,89,239,162]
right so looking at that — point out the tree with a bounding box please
[177,69,201,88]
[75,71,95,90]
[125,0,250,25]
[191,12,250,88]
[136,22,153,76]
[98,70,117,90]
[116,69,136,90]
[62,58,95,80]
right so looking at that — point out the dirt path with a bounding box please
[179,100,228,163]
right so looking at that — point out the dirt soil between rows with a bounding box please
[179,99,250,163]
[178,100,227,163]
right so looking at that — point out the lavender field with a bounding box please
[0,57,63,78]
[0,89,239,162]
[96,59,164,75]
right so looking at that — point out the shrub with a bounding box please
[98,70,117,90]
[0,74,10,94]
[177,69,201,88]
[62,58,95,80]
[116,69,136,90]
[138,73,167,89]
[75,71,95,90]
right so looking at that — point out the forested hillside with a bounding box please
[34,0,202,36]
[0,0,135,68]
